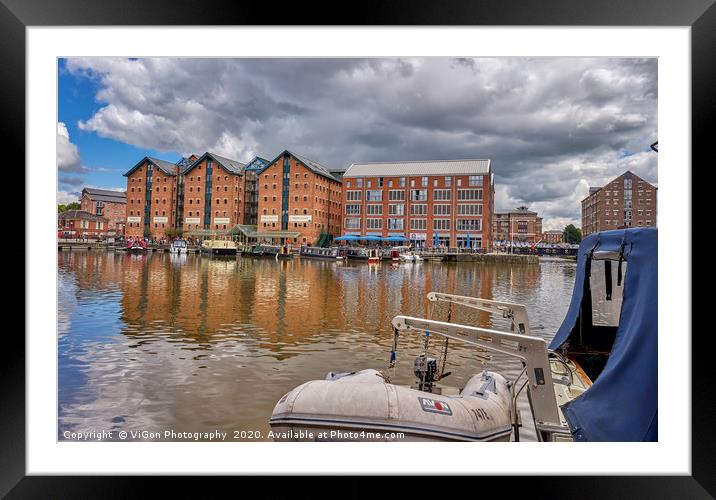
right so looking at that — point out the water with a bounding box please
[58,251,576,441]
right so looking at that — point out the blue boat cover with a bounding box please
[549,227,658,442]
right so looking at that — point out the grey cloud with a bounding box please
[64,57,657,227]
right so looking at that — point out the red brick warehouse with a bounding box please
[256,150,342,245]
[124,157,183,239]
[340,159,495,249]
[80,187,127,236]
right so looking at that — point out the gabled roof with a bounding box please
[260,150,339,183]
[343,158,491,178]
[183,152,246,175]
[243,156,270,171]
[123,156,180,177]
[81,187,127,203]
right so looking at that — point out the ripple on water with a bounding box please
[58,253,576,440]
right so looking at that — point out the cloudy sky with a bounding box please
[57,57,657,229]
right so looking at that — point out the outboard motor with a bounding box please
[414,355,438,392]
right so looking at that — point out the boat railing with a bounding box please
[390,315,562,429]
[426,292,532,335]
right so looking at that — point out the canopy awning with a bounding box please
[551,227,657,442]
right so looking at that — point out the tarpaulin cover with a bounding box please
[549,227,658,441]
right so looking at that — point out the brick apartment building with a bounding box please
[542,229,564,244]
[124,156,183,239]
[257,150,342,245]
[581,171,657,236]
[58,210,109,238]
[80,187,127,235]
[181,152,247,234]
[340,159,495,249]
[493,207,543,243]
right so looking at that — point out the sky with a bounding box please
[57,57,657,230]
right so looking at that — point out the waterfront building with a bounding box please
[242,156,271,226]
[80,187,127,236]
[58,209,109,238]
[542,229,564,244]
[181,152,247,234]
[492,207,543,243]
[256,150,343,245]
[340,159,495,249]
[124,157,183,239]
[581,171,657,236]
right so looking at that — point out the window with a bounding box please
[457,189,483,201]
[469,175,483,186]
[366,204,383,215]
[366,218,382,229]
[410,204,427,216]
[433,204,451,216]
[356,178,363,188]
[410,189,427,201]
[346,190,361,201]
[399,177,406,187]
[387,218,404,230]
[445,176,452,187]
[345,204,361,215]
[433,189,451,201]
[457,204,482,216]
[378,177,384,187]
[388,204,405,216]
[421,176,428,187]
[365,190,383,202]
[345,218,361,229]
[389,190,406,201]
[457,219,482,231]
[410,219,427,230]
[433,219,451,231]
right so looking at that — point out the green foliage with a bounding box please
[58,202,80,213]
[563,224,582,244]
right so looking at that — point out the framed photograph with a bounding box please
[6,0,712,494]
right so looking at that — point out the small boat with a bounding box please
[367,248,380,264]
[388,245,411,261]
[270,227,657,442]
[399,251,423,262]
[200,239,237,256]
[170,238,189,254]
[126,237,147,253]
[276,244,294,260]
[300,246,344,260]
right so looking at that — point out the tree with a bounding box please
[58,202,80,213]
[563,224,582,244]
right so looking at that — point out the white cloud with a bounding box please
[64,57,658,228]
[57,122,82,173]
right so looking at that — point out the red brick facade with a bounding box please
[542,230,564,244]
[493,208,543,243]
[181,153,246,234]
[80,188,126,235]
[58,210,109,238]
[124,157,180,239]
[340,160,494,249]
[581,171,657,236]
[257,151,342,245]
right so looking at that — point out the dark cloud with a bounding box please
[64,57,657,228]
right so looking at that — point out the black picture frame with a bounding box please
[4,0,712,495]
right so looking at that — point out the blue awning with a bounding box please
[551,227,657,442]
[383,236,408,242]
[334,235,360,241]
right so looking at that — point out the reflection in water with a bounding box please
[58,252,576,441]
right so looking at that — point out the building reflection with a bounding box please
[111,253,541,357]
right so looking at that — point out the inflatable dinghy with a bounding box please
[270,368,513,441]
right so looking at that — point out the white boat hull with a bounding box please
[270,369,513,441]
